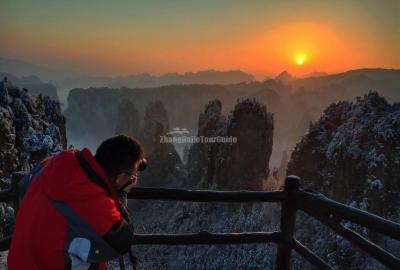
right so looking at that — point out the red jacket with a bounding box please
[8,148,124,270]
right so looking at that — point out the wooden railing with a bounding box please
[1,175,400,269]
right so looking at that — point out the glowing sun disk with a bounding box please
[295,53,307,65]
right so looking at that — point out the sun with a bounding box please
[295,53,307,65]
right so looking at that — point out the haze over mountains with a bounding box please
[0,58,80,82]
[0,57,256,105]
[4,57,399,107]
[0,57,328,85]
[2,57,400,167]
[63,67,399,168]
[0,72,59,101]
[63,70,255,88]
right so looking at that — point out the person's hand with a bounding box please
[122,175,137,193]
[115,172,138,193]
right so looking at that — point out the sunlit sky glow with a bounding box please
[1,0,399,78]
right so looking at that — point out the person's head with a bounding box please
[94,135,146,192]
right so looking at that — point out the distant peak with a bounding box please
[275,71,294,82]
[300,71,328,78]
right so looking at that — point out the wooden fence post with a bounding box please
[276,175,300,270]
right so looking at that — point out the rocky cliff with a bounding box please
[0,73,59,101]
[218,99,274,190]
[65,83,279,153]
[187,98,273,190]
[288,92,400,214]
[115,99,140,138]
[139,101,182,187]
[65,69,400,170]
[0,77,66,266]
[115,99,182,187]
[187,100,226,188]
[0,77,66,180]
[287,92,400,269]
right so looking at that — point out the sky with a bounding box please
[1,0,399,78]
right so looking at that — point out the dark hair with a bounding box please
[95,135,145,176]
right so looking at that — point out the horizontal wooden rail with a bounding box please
[292,239,333,270]
[128,187,287,202]
[295,189,400,241]
[0,231,285,250]
[313,214,400,269]
[132,231,284,245]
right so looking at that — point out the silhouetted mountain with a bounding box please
[65,83,278,150]
[292,68,400,101]
[187,98,274,190]
[63,70,255,89]
[217,99,274,190]
[300,71,328,78]
[138,101,183,187]
[115,99,140,137]
[187,100,226,187]
[0,72,59,101]
[1,57,256,108]
[65,68,400,168]
[0,57,79,82]
[275,70,294,83]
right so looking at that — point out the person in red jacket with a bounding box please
[8,135,147,270]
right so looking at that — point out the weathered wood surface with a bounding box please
[128,187,287,202]
[132,231,284,245]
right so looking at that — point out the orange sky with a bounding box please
[1,1,399,78]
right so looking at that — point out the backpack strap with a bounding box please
[75,151,132,223]
[75,151,112,197]
[75,150,137,269]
